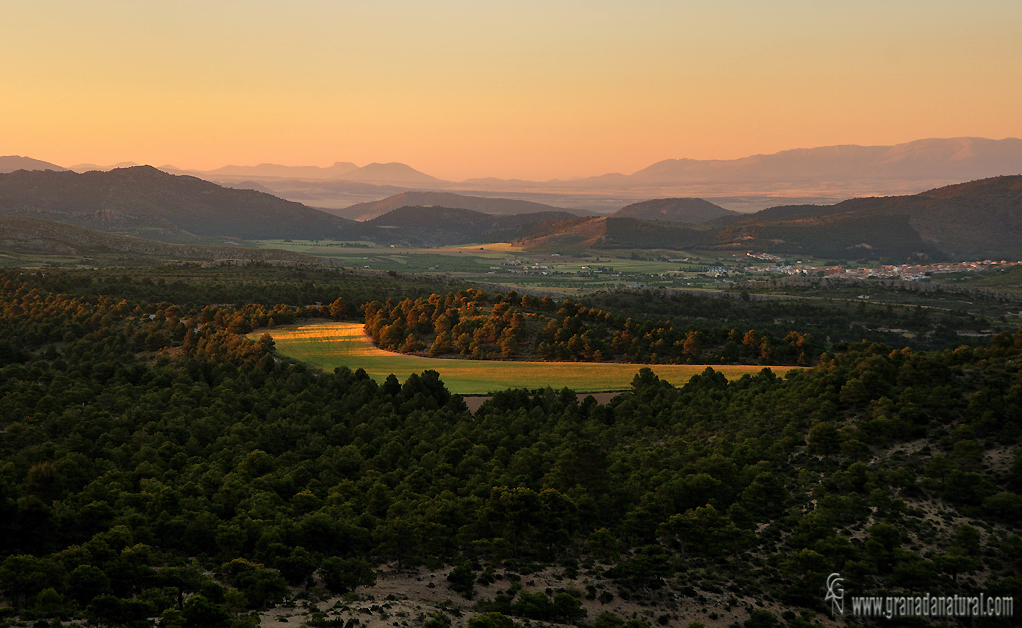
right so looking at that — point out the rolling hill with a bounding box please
[717,175,1022,259]
[364,206,579,246]
[336,191,586,221]
[612,198,738,223]
[0,216,317,263]
[514,176,1022,260]
[0,166,363,242]
[513,216,716,251]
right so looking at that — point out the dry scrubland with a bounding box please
[256,564,788,628]
[256,321,789,395]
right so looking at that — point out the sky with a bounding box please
[3,1,1022,181]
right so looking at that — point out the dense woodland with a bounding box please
[364,287,997,366]
[584,289,997,353]
[0,268,1020,627]
[364,289,820,366]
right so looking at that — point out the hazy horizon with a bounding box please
[4,1,1022,180]
[19,135,1022,184]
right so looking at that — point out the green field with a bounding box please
[256,321,793,395]
[250,239,754,293]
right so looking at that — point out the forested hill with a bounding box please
[364,206,581,246]
[0,268,1020,626]
[714,175,1022,260]
[611,198,738,224]
[0,166,362,242]
[336,191,582,221]
[0,216,321,263]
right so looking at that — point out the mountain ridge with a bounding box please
[717,175,1022,259]
[335,191,588,221]
[512,175,1022,260]
[0,166,361,242]
[363,205,580,247]
[624,137,1022,185]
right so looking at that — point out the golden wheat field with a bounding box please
[253,321,794,395]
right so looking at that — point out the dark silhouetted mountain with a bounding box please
[363,206,579,246]
[0,166,363,242]
[612,198,738,223]
[0,156,67,173]
[338,191,586,221]
[716,175,1022,259]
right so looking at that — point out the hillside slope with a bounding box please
[0,216,318,263]
[337,191,584,220]
[0,166,363,242]
[612,198,738,223]
[365,206,579,246]
[721,175,1022,259]
[514,216,715,251]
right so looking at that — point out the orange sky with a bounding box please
[3,1,1021,181]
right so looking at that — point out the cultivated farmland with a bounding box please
[256,321,793,394]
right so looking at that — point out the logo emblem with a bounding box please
[824,573,844,616]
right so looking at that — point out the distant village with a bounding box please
[746,255,1021,281]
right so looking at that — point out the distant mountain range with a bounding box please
[615,137,1022,187]
[190,161,441,186]
[0,156,66,174]
[9,136,1019,194]
[7,137,1022,213]
[2,157,1022,262]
